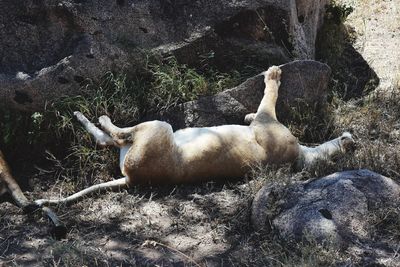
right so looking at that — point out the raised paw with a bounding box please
[98,115,112,127]
[264,66,282,82]
[244,113,256,124]
[74,111,83,118]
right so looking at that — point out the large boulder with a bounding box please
[252,170,400,248]
[0,0,329,111]
[148,60,331,128]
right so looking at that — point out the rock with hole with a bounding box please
[252,169,400,249]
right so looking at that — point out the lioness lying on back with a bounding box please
[35,66,355,207]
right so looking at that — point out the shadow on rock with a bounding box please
[316,3,380,100]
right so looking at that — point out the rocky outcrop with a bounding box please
[252,170,400,248]
[0,0,329,111]
[148,60,331,128]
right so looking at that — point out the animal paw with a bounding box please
[74,111,89,123]
[244,113,256,124]
[264,66,282,82]
[74,111,83,118]
[98,115,112,127]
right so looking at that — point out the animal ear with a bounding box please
[340,132,352,140]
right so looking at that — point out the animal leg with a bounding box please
[295,132,356,170]
[0,150,31,211]
[1,150,67,238]
[253,66,281,122]
[98,115,136,141]
[74,111,116,147]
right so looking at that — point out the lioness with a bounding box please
[0,150,34,212]
[35,66,354,206]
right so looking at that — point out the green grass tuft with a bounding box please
[0,55,243,190]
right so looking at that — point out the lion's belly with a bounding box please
[173,125,266,182]
[124,124,266,185]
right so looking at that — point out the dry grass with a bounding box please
[3,58,400,267]
[2,1,400,265]
[333,90,400,181]
[0,56,243,193]
[2,88,400,267]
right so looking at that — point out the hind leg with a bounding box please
[98,115,135,136]
[122,120,177,184]
[74,112,116,147]
[98,115,137,146]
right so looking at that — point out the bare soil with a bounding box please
[341,0,400,91]
[1,1,400,266]
[1,176,266,266]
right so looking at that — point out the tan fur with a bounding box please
[34,66,354,207]
[106,66,299,185]
[1,150,66,235]
[0,150,31,210]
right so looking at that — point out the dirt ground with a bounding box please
[1,175,268,266]
[341,0,400,91]
[1,0,400,266]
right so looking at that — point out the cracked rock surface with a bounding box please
[0,0,328,111]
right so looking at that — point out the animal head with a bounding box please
[339,132,356,153]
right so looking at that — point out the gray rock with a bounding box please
[0,0,328,111]
[251,170,400,247]
[149,60,331,129]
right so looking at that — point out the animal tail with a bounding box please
[35,177,129,207]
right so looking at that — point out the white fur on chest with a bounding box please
[173,125,253,147]
[174,127,211,146]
